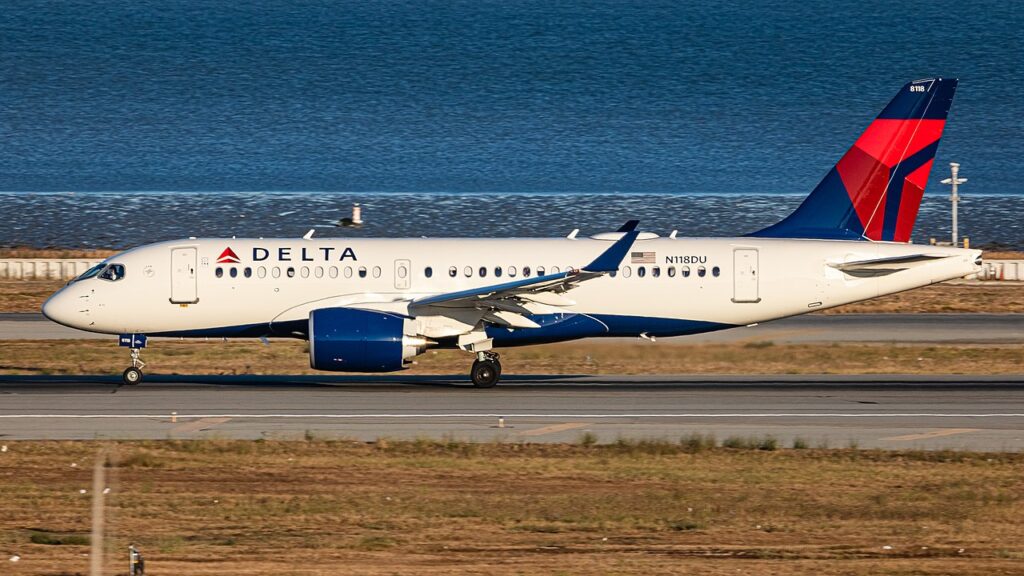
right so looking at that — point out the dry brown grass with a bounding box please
[0,280,66,313]
[1,339,1022,376]
[817,282,1024,314]
[1,440,1022,575]
[0,246,117,259]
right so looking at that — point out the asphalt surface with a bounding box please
[1,374,1023,450]
[3,313,1024,343]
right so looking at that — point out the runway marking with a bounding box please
[518,422,589,437]
[170,417,231,434]
[1,413,1024,419]
[883,428,980,442]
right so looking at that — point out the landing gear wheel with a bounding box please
[122,367,143,386]
[471,360,500,388]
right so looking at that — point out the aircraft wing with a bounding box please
[408,227,639,328]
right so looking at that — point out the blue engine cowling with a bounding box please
[309,307,426,372]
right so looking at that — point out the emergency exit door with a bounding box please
[170,247,198,303]
[394,259,411,290]
[732,248,760,303]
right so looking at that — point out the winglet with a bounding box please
[583,230,640,273]
[617,220,640,232]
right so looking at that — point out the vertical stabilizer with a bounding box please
[752,78,957,242]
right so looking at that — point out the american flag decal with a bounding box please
[631,251,655,264]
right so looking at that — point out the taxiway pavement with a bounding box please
[1,374,1022,451]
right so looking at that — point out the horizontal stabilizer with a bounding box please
[830,253,949,276]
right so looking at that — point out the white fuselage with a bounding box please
[43,235,981,343]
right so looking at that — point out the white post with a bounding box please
[90,450,106,576]
[352,203,363,225]
[940,162,967,247]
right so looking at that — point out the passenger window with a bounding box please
[425,267,433,278]
[464,266,472,277]
[550,266,560,274]
[712,266,720,277]
[98,264,126,282]
[652,266,661,278]
[622,266,632,278]
[681,266,691,278]
[508,266,517,277]
[478,266,487,278]
[344,266,353,279]
[449,266,457,278]
[522,266,531,277]
[314,266,324,278]
[328,266,338,279]
[244,267,252,278]
[300,266,310,278]
[667,266,676,277]
[536,266,545,276]
[397,265,408,279]
[229,267,238,278]
[638,266,646,278]
[215,267,223,278]
[610,270,617,278]
[494,267,502,278]
[697,266,707,277]
[358,266,367,278]
[286,267,295,278]
[257,266,267,279]
[272,267,281,278]
[372,266,381,278]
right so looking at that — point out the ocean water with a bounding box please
[1,0,1022,195]
[1,192,1019,250]
[1,1,1022,247]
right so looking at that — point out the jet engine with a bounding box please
[309,307,428,372]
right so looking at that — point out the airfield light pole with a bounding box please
[940,162,967,246]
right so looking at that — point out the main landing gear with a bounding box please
[122,347,145,386]
[470,351,501,388]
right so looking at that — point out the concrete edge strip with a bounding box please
[1,413,1024,419]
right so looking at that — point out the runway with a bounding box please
[3,312,1023,343]
[1,374,1023,450]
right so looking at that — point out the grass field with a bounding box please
[2,338,1023,376]
[1,440,1022,575]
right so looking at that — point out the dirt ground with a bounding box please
[1,440,1022,576]
[2,339,1022,376]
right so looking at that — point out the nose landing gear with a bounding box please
[470,351,501,388]
[118,334,148,386]
[122,348,145,385]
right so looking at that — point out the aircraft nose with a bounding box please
[41,290,79,328]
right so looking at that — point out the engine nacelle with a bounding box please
[309,307,427,372]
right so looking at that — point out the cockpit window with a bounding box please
[74,264,106,282]
[98,264,126,282]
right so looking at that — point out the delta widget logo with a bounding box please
[216,247,241,264]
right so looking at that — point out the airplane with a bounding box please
[42,77,980,387]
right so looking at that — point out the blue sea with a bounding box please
[1,1,1021,247]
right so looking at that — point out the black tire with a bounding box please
[470,360,500,388]
[122,367,143,386]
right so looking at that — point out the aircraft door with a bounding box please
[732,248,760,303]
[170,247,199,303]
[394,259,411,290]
